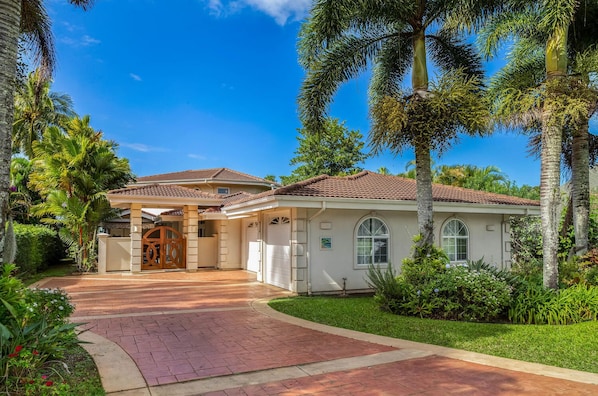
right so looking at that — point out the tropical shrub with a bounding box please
[430,265,513,321]
[367,241,513,322]
[0,265,80,393]
[13,224,63,274]
[509,283,598,324]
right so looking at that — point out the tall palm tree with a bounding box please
[480,1,598,288]
[298,0,495,247]
[13,68,76,157]
[0,0,93,261]
[30,116,133,270]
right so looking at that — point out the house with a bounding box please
[100,169,540,294]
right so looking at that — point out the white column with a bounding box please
[130,204,142,273]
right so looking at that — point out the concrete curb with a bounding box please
[251,298,598,386]
[78,330,149,395]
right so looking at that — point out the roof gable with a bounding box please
[136,167,276,186]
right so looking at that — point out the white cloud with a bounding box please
[81,35,101,46]
[206,0,223,16]
[60,34,101,47]
[129,73,142,81]
[244,0,311,25]
[202,0,310,25]
[188,153,207,160]
[121,143,166,152]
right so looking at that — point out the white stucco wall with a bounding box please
[305,208,511,294]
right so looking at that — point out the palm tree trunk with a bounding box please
[0,0,22,261]
[541,108,562,290]
[571,120,590,256]
[415,138,434,247]
[412,29,429,95]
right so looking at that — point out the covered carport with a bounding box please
[99,184,223,273]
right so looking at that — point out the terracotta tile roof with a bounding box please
[159,192,254,216]
[225,171,540,207]
[109,184,222,199]
[136,168,275,185]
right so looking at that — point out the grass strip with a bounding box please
[269,296,598,373]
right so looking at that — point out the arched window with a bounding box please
[356,217,389,266]
[441,219,469,262]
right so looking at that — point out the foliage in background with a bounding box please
[13,223,63,275]
[29,116,134,272]
[12,69,76,158]
[280,118,368,185]
[398,162,540,200]
[9,157,41,224]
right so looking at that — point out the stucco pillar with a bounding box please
[130,204,143,273]
[292,208,308,294]
[183,205,199,272]
[218,221,228,269]
[97,233,109,274]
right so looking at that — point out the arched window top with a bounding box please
[441,219,469,262]
[443,219,468,237]
[269,216,290,225]
[356,217,389,267]
[358,217,388,237]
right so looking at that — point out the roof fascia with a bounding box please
[108,194,222,209]
[223,195,540,216]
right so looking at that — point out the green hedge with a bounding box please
[13,224,64,274]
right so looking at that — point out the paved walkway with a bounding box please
[38,271,598,395]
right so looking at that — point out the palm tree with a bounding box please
[30,116,133,271]
[480,1,598,288]
[13,69,76,157]
[298,0,495,247]
[0,0,93,260]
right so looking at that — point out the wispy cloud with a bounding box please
[130,73,142,81]
[202,0,310,25]
[59,34,101,47]
[121,143,167,152]
[188,153,207,160]
[81,35,101,46]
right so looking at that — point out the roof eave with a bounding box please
[223,195,540,216]
[107,194,223,209]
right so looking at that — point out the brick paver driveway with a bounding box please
[40,271,598,395]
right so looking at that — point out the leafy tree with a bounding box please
[298,0,495,246]
[29,116,133,271]
[480,1,598,288]
[263,174,278,183]
[9,157,41,224]
[0,0,94,263]
[13,69,76,158]
[377,166,391,175]
[280,118,368,185]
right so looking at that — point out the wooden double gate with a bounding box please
[141,226,185,270]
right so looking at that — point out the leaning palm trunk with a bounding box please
[0,1,22,261]
[571,120,590,256]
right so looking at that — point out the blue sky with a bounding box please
[46,0,540,186]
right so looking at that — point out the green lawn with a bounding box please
[269,296,598,373]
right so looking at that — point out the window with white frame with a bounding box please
[356,217,389,266]
[217,187,230,195]
[441,219,469,262]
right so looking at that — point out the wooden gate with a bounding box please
[141,226,185,270]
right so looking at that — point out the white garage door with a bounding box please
[245,221,260,273]
[266,215,291,289]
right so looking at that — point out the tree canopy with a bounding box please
[281,118,369,185]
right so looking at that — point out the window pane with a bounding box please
[356,218,389,265]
